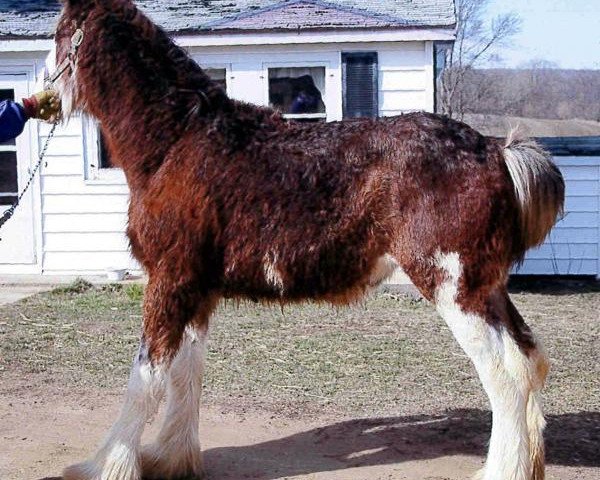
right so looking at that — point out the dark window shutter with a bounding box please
[342,52,379,119]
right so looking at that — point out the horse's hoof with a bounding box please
[140,444,205,480]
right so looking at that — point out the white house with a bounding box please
[0,1,598,280]
[0,0,455,277]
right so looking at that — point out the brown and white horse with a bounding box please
[54,1,564,479]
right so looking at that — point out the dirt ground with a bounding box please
[0,280,598,479]
[1,392,598,480]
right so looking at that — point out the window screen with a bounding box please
[98,127,113,169]
[0,151,18,205]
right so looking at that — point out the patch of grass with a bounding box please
[51,278,94,295]
[100,283,124,293]
[0,285,142,389]
[0,285,598,417]
[124,283,145,302]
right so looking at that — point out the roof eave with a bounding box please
[0,24,456,52]
[191,23,457,36]
[175,26,456,48]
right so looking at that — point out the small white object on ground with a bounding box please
[106,268,127,282]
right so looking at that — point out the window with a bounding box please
[0,151,18,205]
[434,42,453,114]
[84,115,122,181]
[0,88,18,205]
[98,126,113,169]
[268,67,327,121]
[204,68,227,91]
[342,52,379,119]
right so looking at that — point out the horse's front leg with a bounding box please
[63,277,210,480]
[140,302,215,479]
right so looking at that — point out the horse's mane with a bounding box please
[119,0,229,111]
[58,0,291,162]
[66,0,231,119]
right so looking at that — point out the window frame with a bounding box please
[433,41,453,114]
[263,61,331,122]
[202,65,230,94]
[83,115,125,183]
[191,59,232,96]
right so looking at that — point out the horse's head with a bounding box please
[54,0,100,118]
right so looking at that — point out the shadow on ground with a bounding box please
[38,408,599,480]
[202,409,599,479]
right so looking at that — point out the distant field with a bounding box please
[464,114,600,138]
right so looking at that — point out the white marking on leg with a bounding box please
[527,390,547,479]
[142,327,206,479]
[502,328,548,480]
[434,251,532,480]
[64,342,166,480]
[263,252,285,293]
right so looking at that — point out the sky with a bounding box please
[485,0,600,69]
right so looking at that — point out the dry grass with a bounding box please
[465,113,600,137]
[0,281,598,418]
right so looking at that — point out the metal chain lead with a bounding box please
[0,122,58,239]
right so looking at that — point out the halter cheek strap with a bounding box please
[47,28,85,88]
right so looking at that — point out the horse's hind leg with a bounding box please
[141,300,216,480]
[504,293,548,480]
[433,252,548,480]
[63,276,205,480]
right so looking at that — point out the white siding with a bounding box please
[43,252,137,275]
[517,156,600,277]
[188,41,434,120]
[38,117,137,275]
[378,41,434,115]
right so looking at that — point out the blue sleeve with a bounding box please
[0,100,28,143]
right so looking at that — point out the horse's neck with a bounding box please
[80,11,223,185]
[85,55,208,186]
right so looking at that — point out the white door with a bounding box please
[0,74,38,267]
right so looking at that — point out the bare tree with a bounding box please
[439,0,521,119]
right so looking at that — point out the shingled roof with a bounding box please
[0,0,456,39]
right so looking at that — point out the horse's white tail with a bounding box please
[503,130,565,255]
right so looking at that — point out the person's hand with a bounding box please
[22,90,62,122]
